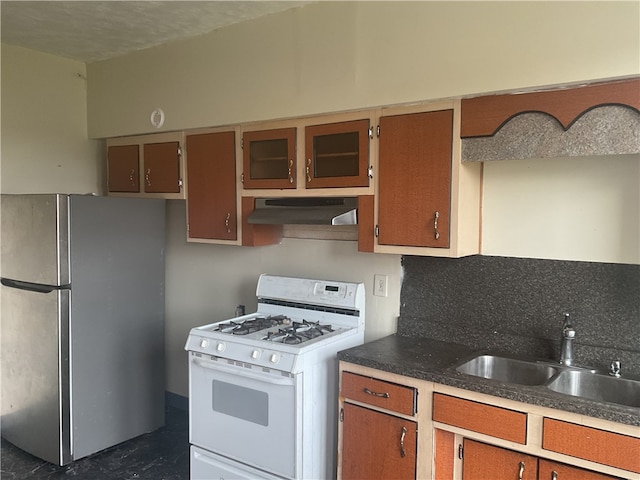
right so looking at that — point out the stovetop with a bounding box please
[210,314,341,345]
[185,274,365,372]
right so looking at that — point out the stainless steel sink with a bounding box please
[547,370,640,408]
[456,354,559,386]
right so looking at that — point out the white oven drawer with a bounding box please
[189,353,301,479]
[191,446,283,480]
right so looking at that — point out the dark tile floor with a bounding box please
[0,406,189,480]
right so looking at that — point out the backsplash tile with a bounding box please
[398,255,640,376]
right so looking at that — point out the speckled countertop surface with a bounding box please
[338,335,640,427]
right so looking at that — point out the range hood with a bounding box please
[247,197,358,225]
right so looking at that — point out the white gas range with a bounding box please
[185,274,365,480]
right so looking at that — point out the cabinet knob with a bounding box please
[399,426,407,458]
[518,461,525,480]
[288,159,294,184]
[225,212,231,234]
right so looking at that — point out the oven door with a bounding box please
[189,353,301,479]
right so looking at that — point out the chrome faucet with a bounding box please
[559,313,575,366]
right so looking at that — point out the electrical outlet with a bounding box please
[374,274,388,297]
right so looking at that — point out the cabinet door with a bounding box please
[143,141,182,193]
[186,131,237,241]
[341,403,416,480]
[305,119,370,188]
[242,128,296,189]
[538,459,622,480]
[462,439,537,480]
[378,109,452,248]
[107,144,140,193]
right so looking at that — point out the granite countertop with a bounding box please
[337,334,640,427]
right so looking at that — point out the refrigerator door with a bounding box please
[0,282,71,465]
[0,194,70,286]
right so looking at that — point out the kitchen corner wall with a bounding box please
[164,201,401,396]
[398,255,640,376]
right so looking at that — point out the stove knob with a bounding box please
[251,349,261,360]
[199,339,209,349]
[269,353,280,364]
[216,342,226,352]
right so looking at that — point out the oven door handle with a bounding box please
[192,357,296,386]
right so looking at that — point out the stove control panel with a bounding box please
[186,335,297,372]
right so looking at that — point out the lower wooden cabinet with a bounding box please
[538,459,622,480]
[341,403,417,480]
[462,440,622,480]
[462,439,537,480]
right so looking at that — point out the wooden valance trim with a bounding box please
[461,78,640,138]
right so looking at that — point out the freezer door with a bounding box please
[0,283,71,465]
[0,194,70,286]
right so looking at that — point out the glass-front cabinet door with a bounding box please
[305,119,370,188]
[242,128,296,189]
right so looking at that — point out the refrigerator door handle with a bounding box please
[0,278,69,293]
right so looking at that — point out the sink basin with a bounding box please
[456,354,558,386]
[547,370,640,408]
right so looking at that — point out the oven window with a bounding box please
[212,380,269,426]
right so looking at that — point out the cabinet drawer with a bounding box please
[432,393,527,444]
[542,418,640,474]
[341,372,417,416]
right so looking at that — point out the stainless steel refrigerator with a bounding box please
[1,194,166,465]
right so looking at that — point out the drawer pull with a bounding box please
[363,387,390,398]
[399,426,407,458]
[518,461,525,480]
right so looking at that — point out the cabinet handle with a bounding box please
[306,158,312,183]
[433,211,440,240]
[129,169,136,186]
[288,159,294,184]
[518,461,525,480]
[363,387,389,398]
[399,426,407,458]
[145,168,151,187]
[368,165,373,179]
[225,213,231,234]
[551,471,558,480]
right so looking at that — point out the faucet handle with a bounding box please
[562,313,575,338]
[609,360,621,377]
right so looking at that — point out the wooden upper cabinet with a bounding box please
[143,141,182,193]
[461,78,640,138]
[242,128,296,189]
[186,131,237,242]
[107,132,185,199]
[304,119,370,188]
[107,144,140,193]
[377,109,453,248]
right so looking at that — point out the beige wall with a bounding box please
[87,1,640,138]
[2,1,639,397]
[1,45,104,194]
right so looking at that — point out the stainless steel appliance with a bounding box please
[0,194,166,466]
[185,274,365,480]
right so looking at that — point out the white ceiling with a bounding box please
[1,1,309,63]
